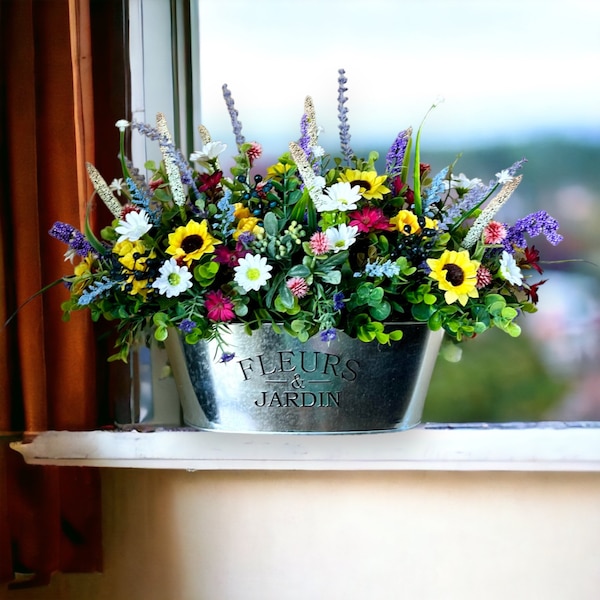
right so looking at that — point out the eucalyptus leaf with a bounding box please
[319,270,342,285]
[263,212,279,237]
[287,264,312,278]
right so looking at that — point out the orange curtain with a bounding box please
[0,0,126,587]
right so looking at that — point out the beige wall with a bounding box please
[7,469,600,599]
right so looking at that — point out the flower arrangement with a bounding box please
[50,69,562,362]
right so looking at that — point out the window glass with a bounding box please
[188,0,600,421]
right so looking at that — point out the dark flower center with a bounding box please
[352,179,372,191]
[181,234,204,253]
[443,264,465,286]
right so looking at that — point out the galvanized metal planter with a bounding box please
[165,323,444,434]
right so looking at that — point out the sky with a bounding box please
[195,0,600,153]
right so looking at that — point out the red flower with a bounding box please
[120,204,142,218]
[348,206,391,233]
[522,245,543,274]
[525,279,547,304]
[214,243,246,268]
[205,290,235,322]
[197,170,223,193]
[149,177,164,191]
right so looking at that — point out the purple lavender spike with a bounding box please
[337,69,353,163]
[222,84,245,147]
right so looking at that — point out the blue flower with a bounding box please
[178,319,197,334]
[220,352,236,363]
[320,328,337,342]
[333,292,345,311]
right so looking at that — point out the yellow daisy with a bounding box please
[166,219,221,266]
[266,162,293,179]
[113,240,156,297]
[427,249,480,306]
[71,254,96,295]
[233,203,251,220]
[337,168,390,200]
[233,216,264,241]
[390,210,438,235]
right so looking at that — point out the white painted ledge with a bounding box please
[9,422,600,472]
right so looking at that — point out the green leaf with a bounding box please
[297,330,310,343]
[369,300,391,321]
[423,293,437,305]
[319,270,342,285]
[291,319,306,333]
[263,212,279,237]
[154,326,168,342]
[367,287,384,306]
[277,284,295,309]
[319,251,349,269]
[411,303,433,322]
[152,312,169,327]
[428,311,442,330]
[375,331,390,344]
[485,294,506,307]
[388,330,404,342]
[287,264,311,278]
[501,306,518,320]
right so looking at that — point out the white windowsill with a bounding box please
[9,422,600,472]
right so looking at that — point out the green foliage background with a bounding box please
[423,329,571,422]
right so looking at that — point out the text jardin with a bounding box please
[255,391,341,408]
[235,350,361,409]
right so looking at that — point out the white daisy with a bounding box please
[115,209,152,242]
[234,253,273,292]
[115,119,130,131]
[444,173,482,191]
[324,223,359,253]
[152,258,193,298]
[318,182,361,213]
[63,248,77,263]
[109,177,124,196]
[495,169,514,184]
[190,141,227,172]
[499,250,523,286]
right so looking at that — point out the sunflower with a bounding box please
[337,168,390,200]
[166,219,221,266]
[427,249,480,306]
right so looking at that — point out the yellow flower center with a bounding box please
[168,272,182,286]
[246,267,261,281]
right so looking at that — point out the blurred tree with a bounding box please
[423,329,571,422]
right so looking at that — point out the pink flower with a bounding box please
[476,266,493,289]
[348,206,391,233]
[205,290,235,322]
[247,142,262,166]
[483,221,507,245]
[286,277,309,298]
[309,231,331,255]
